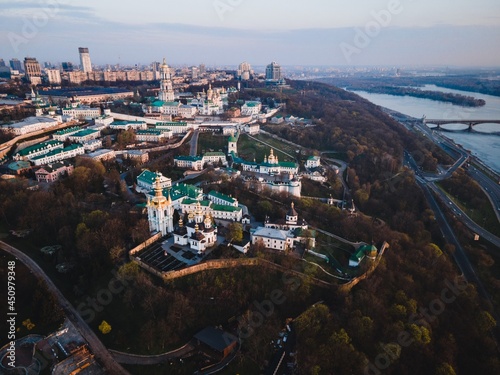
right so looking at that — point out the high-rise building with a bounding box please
[10,58,22,72]
[24,57,42,85]
[0,59,6,67]
[238,61,253,81]
[199,64,206,75]
[265,61,282,81]
[191,66,199,80]
[62,62,74,72]
[46,69,62,85]
[79,47,92,73]
[158,58,175,102]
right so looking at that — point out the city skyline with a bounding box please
[0,0,499,67]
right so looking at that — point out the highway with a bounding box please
[400,114,500,246]
[0,241,130,375]
[404,154,491,300]
[467,162,500,224]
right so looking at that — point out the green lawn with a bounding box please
[197,132,228,155]
[237,133,297,163]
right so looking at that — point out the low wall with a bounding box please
[129,232,163,256]
[130,237,389,292]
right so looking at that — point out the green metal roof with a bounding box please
[208,190,235,204]
[165,183,203,201]
[111,120,145,125]
[32,144,83,160]
[137,169,158,184]
[54,126,80,135]
[211,203,241,212]
[175,155,202,162]
[156,121,187,127]
[279,161,298,168]
[17,140,63,156]
[70,129,98,137]
[182,198,211,207]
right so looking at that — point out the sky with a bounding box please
[0,0,499,68]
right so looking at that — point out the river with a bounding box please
[351,85,500,173]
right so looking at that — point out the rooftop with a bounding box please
[70,129,98,137]
[16,140,63,156]
[54,126,80,135]
[208,190,236,204]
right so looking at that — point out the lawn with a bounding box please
[197,132,228,155]
[237,133,297,163]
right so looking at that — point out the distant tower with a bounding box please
[238,61,253,81]
[266,61,282,81]
[147,174,174,236]
[79,47,92,73]
[158,58,175,102]
[23,57,41,85]
[9,58,22,72]
[228,131,238,155]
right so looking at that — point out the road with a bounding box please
[109,342,194,365]
[396,111,500,244]
[467,163,500,224]
[0,241,130,375]
[190,129,199,156]
[403,153,492,302]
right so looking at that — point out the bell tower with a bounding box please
[147,174,174,236]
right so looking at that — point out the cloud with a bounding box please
[0,13,499,68]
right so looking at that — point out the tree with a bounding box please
[98,320,112,334]
[226,222,243,243]
[117,129,136,147]
[435,363,457,375]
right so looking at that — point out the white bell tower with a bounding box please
[147,174,174,236]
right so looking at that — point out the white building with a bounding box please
[244,123,260,135]
[207,190,238,207]
[109,120,147,131]
[178,104,198,119]
[155,121,190,134]
[306,156,321,169]
[62,105,101,120]
[46,69,62,85]
[136,170,172,192]
[241,101,262,116]
[236,148,299,175]
[53,126,81,141]
[202,152,227,167]
[79,47,92,73]
[67,129,100,143]
[32,144,85,166]
[173,203,218,254]
[14,140,64,161]
[147,177,174,236]
[174,155,204,170]
[158,58,175,102]
[1,116,59,136]
[83,149,115,161]
[136,129,168,143]
[94,115,114,127]
[251,203,315,251]
[82,139,102,152]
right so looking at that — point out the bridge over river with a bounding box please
[424,118,500,132]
